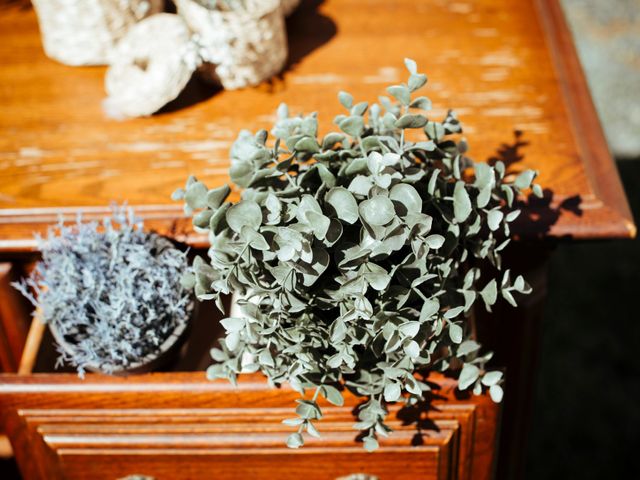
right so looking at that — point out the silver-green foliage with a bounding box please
[175,58,540,450]
[13,209,193,376]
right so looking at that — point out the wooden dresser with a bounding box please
[0,0,634,479]
[0,373,500,480]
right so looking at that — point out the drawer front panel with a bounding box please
[0,373,499,480]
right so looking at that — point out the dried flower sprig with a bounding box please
[14,208,193,376]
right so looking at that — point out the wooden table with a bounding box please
[0,0,634,479]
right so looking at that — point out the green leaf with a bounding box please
[383,383,401,402]
[395,114,427,129]
[408,73,427,92]
[458,363,480,390]
[482,371,503,386]
[399,321,420,338]
[296,400,322,419]
[322,132,345,149]
[363,435,379,452]
[390,183,422,215]
[453,181,472,223]
[338,91,353,109]
[404,57,417,74]
[209,202,231,234]
[489,384,504,402]
[351,101,369,116]
[321,385,344,406]
[241,226,269,250]
[359,196,395,226]
[386,85,411,106]
[294,137,320,153]
[420,298,440,321]
[206,184,231,209]
[339,115,364,137]
[317,163,336,187]
[449,323,463,343]
[480,279,498,307]
[532,183,543,198]
[220,317,245,332]
[282,417,304,426]
[514,170,536,189]
[226,200,262,233]
[185,180,208,209]
[306,210,331,240]
[425,234,445,249]
[404,340,420,358]
[444,306,464,319]
[410,96,432,110]
[193,209,213,229]
[457,340,481,357]
[325,187,359,224]
[286,432,304,449]
[277,102,289,119]
[487,210,504,231]
[425,121,445,141]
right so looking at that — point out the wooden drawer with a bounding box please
[0,373,499,480]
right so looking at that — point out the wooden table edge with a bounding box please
[533,0,636,239]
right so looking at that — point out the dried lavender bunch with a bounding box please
[14,209,193,376]
[176,58,542,450]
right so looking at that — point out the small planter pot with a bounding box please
[174,0,288,89]
[31,0,163,66]
[48,310,193,375]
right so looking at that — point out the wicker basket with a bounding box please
[174,0,288,89]
[32,0,163,66]
[104,14,198,118]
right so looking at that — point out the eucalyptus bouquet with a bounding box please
[175,58,541,450]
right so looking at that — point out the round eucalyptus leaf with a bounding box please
[458,363,480,390]
[390,183,422,215]
[383,383,401,402]
[489,384,504,403]
[453,181,472,223]
[226,200,262,233]
[209,202,231,234]
[206,184,231,209]
[325,187,359,224]
[359,196,395,226]
[286,432,304,449]
[185,180,208,210]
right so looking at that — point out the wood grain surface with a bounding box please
[0,0,634,253]
[0,372,499,480]
[0,263,30,372]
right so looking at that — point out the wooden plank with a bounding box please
[0,372,499,480]
[0,263,30,372]
[0,0,634,253]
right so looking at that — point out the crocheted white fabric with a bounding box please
[32,0,163,66]
[104,14,198,118]
[174,0,288,90]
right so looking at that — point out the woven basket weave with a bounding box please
[32,0,163,66]
[174,0,288,90]
[104,14,198,118]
